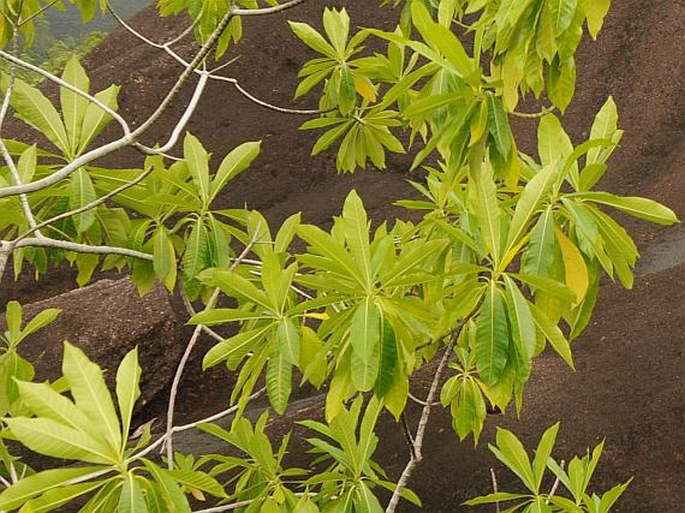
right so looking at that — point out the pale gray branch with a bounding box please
[9,237,153,260]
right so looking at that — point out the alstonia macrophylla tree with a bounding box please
[0,0,677,511]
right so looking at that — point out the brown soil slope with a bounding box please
[2,1,684,512]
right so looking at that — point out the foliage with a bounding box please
[465,423,632,512]
[0,0,678,511]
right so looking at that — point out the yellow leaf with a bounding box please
[555,228,589,306]
[303,312,329,320]
[353,74,377,103]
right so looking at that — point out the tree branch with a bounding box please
[385,331,459,513]
[8,237,152,260]
[231,0,310,16]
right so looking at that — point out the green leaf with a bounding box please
[473,163,502,263]
[141,460,191,513]
[24,480,107,513]
[538,114,574,169]
[209,141,261,204]
[550,0,579,33]
[529,303,574,369]
[8,78,69,153]
[267,350,292,415]
[20,308,61,341]
[5,300,22,341]
[15,381,91,434]
[152,226,177,292]
[464,492,530,506]
[202,325,273,370]
[532,423,560,492]
[342,190,373,286]
[198,269,273,313]
[183,217,210,282]
[183,132,211,204]
[506,166,556,254]
[77,85,120,155]
[573,192,679,225]
[61,56,90,157]
[0,466,106,510]
[487,94,513,158]
[288,21,337,59]
[5,417,117,464]
[350,299,381,391]
[490,427,536,491]
[118,473,146,513]
[476,282,509,386]
[503,276,536,379]
[62,341,122,457]
[522,207,555,277]
[278,318,300,366]
[548,56,576,112]
[374,317,398,397]
[166,469,226,499]
[411,1,472,78]
[70,167,97,233]
[454,379,487,443]
[116,348,141,446]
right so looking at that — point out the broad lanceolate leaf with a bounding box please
[0,466,106,511]
[61,56,90,158]
[278,318,300,366]
[506,165,556,255]
[473,163,502,263]
[532,423,560,492]
[341,190,373,287]
[350,299,380,391]
[209,141,261,204]
[374,318,398,398]
[152,226,177,292]
[78,85,120,155]
[116,348,141,446]
[5,417,117,464]
[118,472,146,513]
[476,282,509,386]
[487,94,513,157]
[550,0,579,34]
[183,132,211,204]
[267,350,292,415]
[573,192,679,225]
[9,78,70,153]
[579,0,611,39]
[555,228,589,305]
[490,427,536,492]
[522,207,555,278]
[529,303,574,369]
[62,341,122,457]
[70,167,97,233]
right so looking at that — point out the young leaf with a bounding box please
[116,348,141,445]
[209,141,261,204]
[61,56,90,157]
[267,350,292,415]
[350,299,381,391]
[62,341,122,456]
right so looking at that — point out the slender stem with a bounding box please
[510,105,555,119]
[385,331,459,513]
[17,0,60,26]
[546,460,565,504]
[165,288,221,468]
[490,468,501,513]
[15,167,153,243]
[165,225,263,468]
[231,0,310,16]
[127,387,266,464]
[0,242,12,285]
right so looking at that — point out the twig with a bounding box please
[407,391,440,407]
[181,291,225,343]
[0,2,237,199]
[17,0,60,26]
[231,0,310,16]
[385,330,459,513]
[546,459,565,504]
[490,468,501,513]
[164,224,264,468]
[127,387,266,463]
[15,166,154,243]
[510,105,556,119]
[8,237,153,260]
